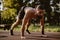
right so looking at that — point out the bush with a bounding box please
[1,8,17,24]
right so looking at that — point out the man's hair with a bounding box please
[36,5,45,10]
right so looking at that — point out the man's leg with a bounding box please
[21,17,29,38]
[10,18,21,35]
[26,20,31,34]
[40,16,44,35]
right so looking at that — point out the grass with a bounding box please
[14,24,60,32]
[45,26,60,32]
[0,24,60,32]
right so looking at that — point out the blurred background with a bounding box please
[0,0,60,32]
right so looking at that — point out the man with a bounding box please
[10,0,30,35]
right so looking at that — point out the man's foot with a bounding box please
[26,30,31,34]
[41,35,48,37]
[41,30,45,35]
[10,30,14,35]
[42,31,44,35]
[21,36,26,39]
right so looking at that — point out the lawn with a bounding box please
[14,24,60,32]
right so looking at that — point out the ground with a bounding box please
[0,30,60,40]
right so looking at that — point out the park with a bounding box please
[0,0,60,40]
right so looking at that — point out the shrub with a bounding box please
[1,8,17,24]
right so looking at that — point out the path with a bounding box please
[0,30,60,40]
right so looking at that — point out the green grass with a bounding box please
[45,26,60,32]
[14,24,60,32]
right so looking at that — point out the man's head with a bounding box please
[36,5,45,16]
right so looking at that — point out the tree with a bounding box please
[1,0,30,24]
[1,8,17,24]
[1,0,17,24]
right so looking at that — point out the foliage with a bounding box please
[1,0,60,25]
[1,8,17,24]
[4,0,26,12]
[4,0,13,7]
[1,0,30,24]
[1,0,19,24]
